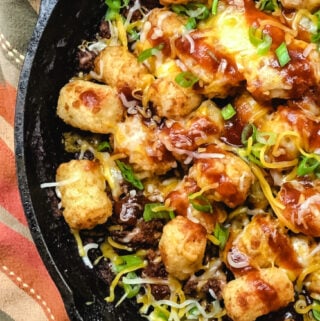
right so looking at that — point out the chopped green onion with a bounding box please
[185,17,197,30]
[312,300,320,321]
[114,255,144,273]
[172,3,209,20]
[275,42,291,67]
[115,160,144,190]
[297,156,320,176]
[175,71,199,88]
[189,193,213,213]
[248,26,272,55]
[122,272,141,298]
[127,28,140,41]
[241,123,257,145]
[212,0,219,15]
[137,43,164,62]
[187,306,201,318]
[171,4,186,14]
[97,141,112,152]
[256,34,272,54]
[257,0,279,12]
[149,307,170,321]
[105,0,122,10]
[105,0,129,20]
[256,131,276,146]
[143,203,175,221]
[105,9,119,20]
[185,3,210,20]
[311,10,320,46]
[221,103,236,120]
[213,223,229,249]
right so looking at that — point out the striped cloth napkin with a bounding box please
[0,1,70,320]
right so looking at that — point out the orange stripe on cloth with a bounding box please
[0,139,28,226]
[0,83,16,126]
[0,224,70,321]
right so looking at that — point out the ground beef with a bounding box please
[142,250,170,300]
[109,219,164,248]
[184,277,224,300]
[77,50,97,72]
[150,284,170,300]
[99,20,111,39]
[143,249,168,278]
[112,194,146,226]
[95,259,114,285]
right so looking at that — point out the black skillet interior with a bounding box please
[15,0,144,320]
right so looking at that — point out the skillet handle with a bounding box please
[39,0,59,18]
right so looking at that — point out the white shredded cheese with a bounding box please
[40,175,79,189]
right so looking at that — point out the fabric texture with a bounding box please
[0,1,70,320]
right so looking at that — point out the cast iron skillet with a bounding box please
[15,0,144,320]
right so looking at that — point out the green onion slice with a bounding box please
[185,17,197,30]
[137,43,164,62]
[297,156,320,176]
[105,0,122,10]
[97,141,112,152]
[189,193,213,213]
[122,272,141,298]
[143,203,175,221]
[241,123,257,145]
[172,3,209,20]
[313,300,320,321]
[221,103,236,120]
[115,160,144,190]
[257,0,279,12]
[171,4,186,14]
[213,223,229,249]
[248,26,272,55]
[255,131,276,146]
[212,0,219,15]
[114,255,144,273]
[275,42,291,67]
[185,3,210,20]
[175,71,199,88]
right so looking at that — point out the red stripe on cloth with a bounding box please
[0,83,16,126]
[0,224,70,321]
[0,139,28,226]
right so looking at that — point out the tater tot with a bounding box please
[276,180,320,236]
[113,114,177,175]
[280,0,320,10]
[222,268,294,321]
[94,45,151,91]
[159,216,207,280]
[142,8,187,39]
[147,77,202,119]
[227,215,302,277]
[56,160,112,230]
[57,79,123,134]
[189,145,254,208]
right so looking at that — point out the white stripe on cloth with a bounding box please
[0,270,49,321]
[0,115,14,153]
[0,206,33,243]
